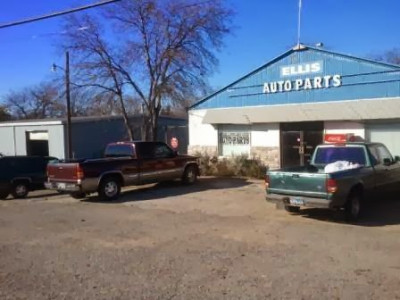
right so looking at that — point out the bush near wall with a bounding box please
[196,153,267,179]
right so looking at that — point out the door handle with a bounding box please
[292,174,300,179]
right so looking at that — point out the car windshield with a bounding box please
[313,146,366,165]
[104,144,134,157]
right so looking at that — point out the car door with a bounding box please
[0,158,11,190]
[376,144,400,191]
[369,144,400,192]
[152,142,181,180]
[112,144,140,185]
[136,143,159,183]
[368,145,388,190]
[32,157,48,186]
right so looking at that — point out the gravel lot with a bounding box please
[1,177,400,299]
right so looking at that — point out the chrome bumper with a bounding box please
[45,181,80,192]
[266,193,331,209]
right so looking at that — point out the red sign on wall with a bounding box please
[324,133,354,143]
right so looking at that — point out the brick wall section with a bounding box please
[188,145,218,157]
[250,146,280,169]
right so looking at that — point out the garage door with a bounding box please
[366,124,400,157]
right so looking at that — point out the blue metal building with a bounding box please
[0,115,188,159]
[188,44,400,168]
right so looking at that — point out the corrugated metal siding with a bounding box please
[72,119,129,159]
[0,127,16,155]
[14,124,65,158]
[194,48,400,110]
[72,116,188,159]
[0,124,65,158]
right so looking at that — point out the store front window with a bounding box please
[218,125,250,157]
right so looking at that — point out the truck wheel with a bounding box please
[98,177,121,201]
[345,191,362,222]
[70,192,87,199]
[284,205,300,213]
[182,165,197,184]
[11,182,29,199]
[0,189,9,200]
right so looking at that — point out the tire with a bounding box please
[345,191,362,222]
[182,165,198,185]
[284,205,300,213]
[70,192,87,199]
[0,189,9,200]
[11,182,29,199]
[98,177,121,201]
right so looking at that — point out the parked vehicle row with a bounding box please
[0,141,200,201]
[3,137,400,224]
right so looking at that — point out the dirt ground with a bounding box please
[1,177,400,300]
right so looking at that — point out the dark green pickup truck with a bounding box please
[266,142,400,221]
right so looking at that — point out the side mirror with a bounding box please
[383,158,392,166]
[173,150,178,157]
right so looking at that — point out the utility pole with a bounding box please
[65,51,72,159]
[297,0,302,46]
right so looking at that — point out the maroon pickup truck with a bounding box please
[45,141,199,201]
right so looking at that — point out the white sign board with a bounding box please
[263,61,342,94]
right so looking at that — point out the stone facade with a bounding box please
[189,145,280,169]
[188,145,218,157]
[250,146,280,169]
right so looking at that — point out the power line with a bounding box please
[0,0,121,30]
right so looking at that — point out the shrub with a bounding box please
[195,152,267,179]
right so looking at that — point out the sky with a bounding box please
[0,0,399,100]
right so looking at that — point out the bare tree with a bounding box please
[59,14,138,140]
[60,0,233,140]
[374,48,400,65]
[0,106,11,121]
[4,82,65,119]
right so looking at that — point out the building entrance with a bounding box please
[26,131,49,156]
[280,122,323,167]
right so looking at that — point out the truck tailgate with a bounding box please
[268,171,328,198]
[47,163,81,182]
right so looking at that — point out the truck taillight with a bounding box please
[76,165,84,179]
[265,174,270,189]
[326,178,338,193]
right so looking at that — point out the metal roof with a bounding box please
[200,97,400,124]
[190,44,400,110]
[0,113,187,127]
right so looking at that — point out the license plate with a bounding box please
[57,183,66,190]
[290,197,304,206]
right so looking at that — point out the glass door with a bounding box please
[280,122,323,168]
[281,131,301,167]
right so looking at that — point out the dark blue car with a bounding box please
[0,156,58,199]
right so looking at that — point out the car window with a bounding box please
[154,143,174,159]
[376,145,393,163]
[314,147,366,165]
[368,146,380,165]
[136,143,156,159]
[104,144,135,157]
